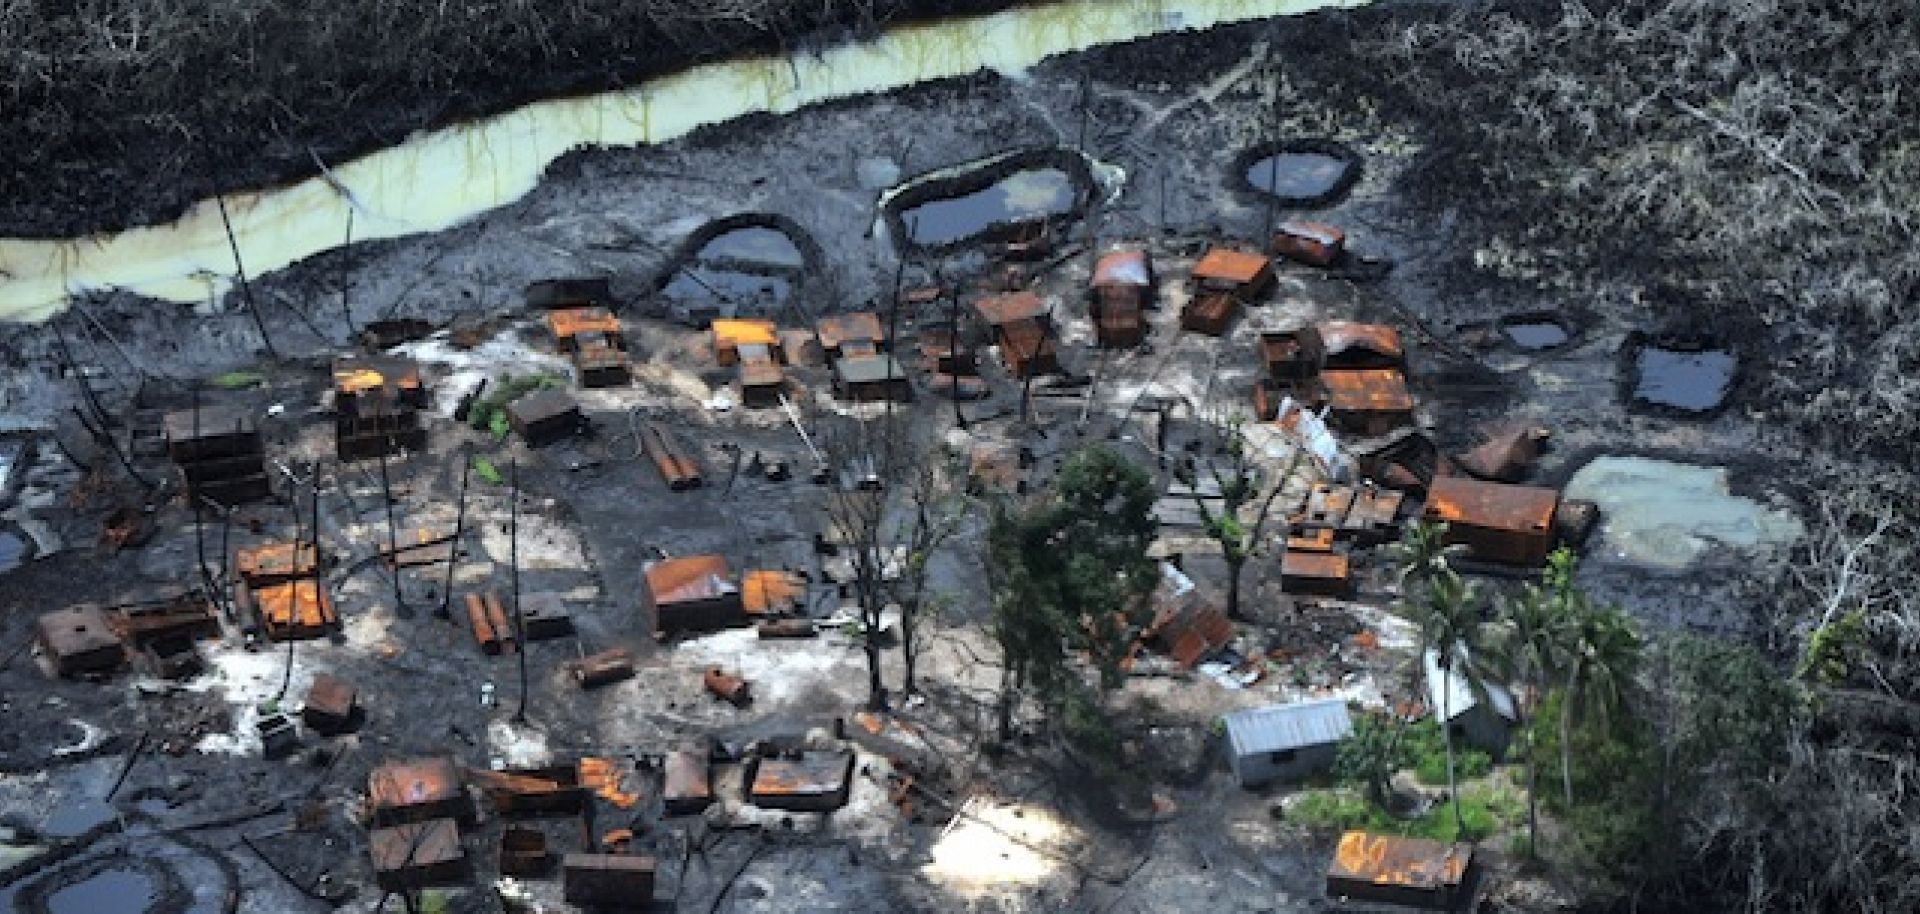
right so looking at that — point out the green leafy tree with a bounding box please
[1336,711,1407,808]
[988,446,1157,752]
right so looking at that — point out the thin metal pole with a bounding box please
[510,459,528,724]
[216,195,278,358]
[277,461,307,703]
[378,438,405,615]
[438,451,471,620]
[340,209,356,336]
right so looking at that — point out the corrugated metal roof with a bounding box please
[1423,645,1517,722]
[1223,699,1353,757]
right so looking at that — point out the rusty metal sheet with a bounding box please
[1317,321,1403,368]
[563,853,656,907]
[815,311,886,353]
[109,592,220,645]
[1273,220,1346,267]
[712,318,780,365]
[1192,248,1273,288]
[742,570,805,616]
[645,555,735,606]
[499,827,551,876]
[369,758,468,826]
[1326,831,1473,908]
[578,757,640,809]
[1092,250,1152,287]
[749,751,856,812]
[1282,551,1352,597]
[574,648,635,688]
[235,542,318,587]
[246,580,336,641]
[370,818,464,890]
[1180,291,1240,336]
[546,307,622,346]
[1318,369,1414,414]
[506,389,581,447]
[1456,422,1550,483]
[475,765,587,815]
[663,750,713,815]
[303,674,358,734]
[1423,477,1558,536]
[640,422,702,490]
[36,605,124,676]
[972,291,1046,327]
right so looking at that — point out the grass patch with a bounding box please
[1287,781,1524,843]
[208,370,266,390]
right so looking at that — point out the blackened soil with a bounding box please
[0,0,1028,239]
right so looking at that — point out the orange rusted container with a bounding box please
[1422,476,1561,566]
[703,667,751,706]
[1326,831,1477,910]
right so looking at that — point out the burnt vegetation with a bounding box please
[0,0,1022,235]
[1344,0,1920,908]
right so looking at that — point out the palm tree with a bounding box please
[1497,582,1570,858]
[1388,519,1462,599]
[1558,600,1642,805]
[1414,569,1488,836]
[1370,521,1469,814]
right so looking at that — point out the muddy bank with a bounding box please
[0,0,1032,239]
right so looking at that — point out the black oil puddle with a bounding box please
[655,214,816,326]
[899,168,1076,247]
[882,147,1095,254]
[1231,140,1360,208]
[1620,331,1738,415]
[46,868,155,914]
[1498,313,1573,351]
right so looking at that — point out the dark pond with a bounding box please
[1504,321,1570,350]
[1635,347,1736,411]
[900,168,1076,247]
[1244,152,1352,202]
[695,227,805,268]
[661,267,792,307]
[47,869,157,914]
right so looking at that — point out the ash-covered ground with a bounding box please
[0,6,1815,913]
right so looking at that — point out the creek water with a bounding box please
[0,0,1364,322]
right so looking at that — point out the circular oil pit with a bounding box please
[1564,456,1802,570]
[1619,332,1737,415]
[657,215,814,326]
[1232,140,1361,208]
[1498,313,1572,350]
[881,147,1095,254]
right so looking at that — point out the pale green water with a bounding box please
[0,0,1365,322]
[1564,456,1802,570]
